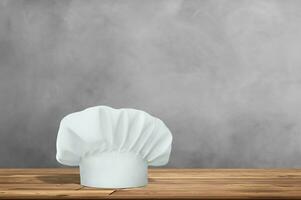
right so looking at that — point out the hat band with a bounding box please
[79,151,148,188]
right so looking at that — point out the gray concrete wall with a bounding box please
[1,0,301,167]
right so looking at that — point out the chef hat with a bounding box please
[56,106,172,188]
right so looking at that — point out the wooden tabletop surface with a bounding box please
[1,168,301,199]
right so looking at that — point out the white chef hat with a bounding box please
[56,106,172,188]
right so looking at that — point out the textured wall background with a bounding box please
[1,0,301,167]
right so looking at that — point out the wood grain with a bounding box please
[1,168,301,199]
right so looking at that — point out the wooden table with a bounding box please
[1,168,301,199]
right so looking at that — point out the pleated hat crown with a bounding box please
[56,106,172,188]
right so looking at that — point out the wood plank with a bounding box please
[1,169,301,199]
[0,168,113,199]
[0,184,82,190]
[0,168,78,175]
[112,169,301,199]
[0,190,114,199]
